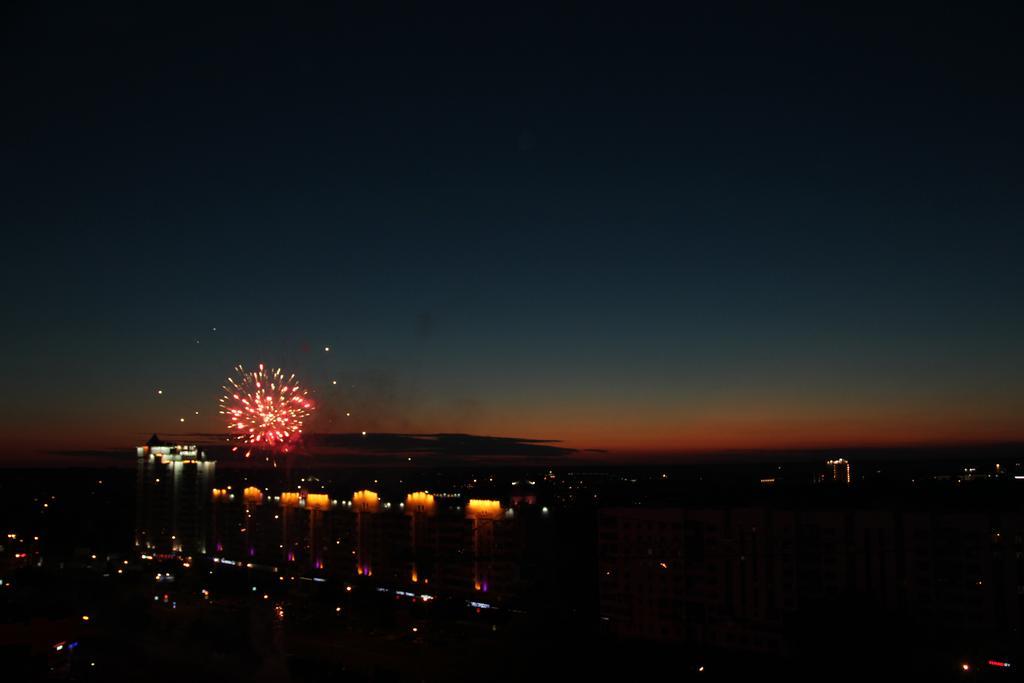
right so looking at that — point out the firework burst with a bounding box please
[219,363,314,458]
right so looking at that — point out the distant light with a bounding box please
[324,346,330,352]
[332,380,337,385]
[81,615,90,622]
[157,390,163,395]
[361,431,367,436]
[962,663,970,671]
[180,417,185,422]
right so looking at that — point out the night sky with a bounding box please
[2,4,1022,460]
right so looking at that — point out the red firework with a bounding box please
[219,363,314,457]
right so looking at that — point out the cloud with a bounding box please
[309,432,576,459]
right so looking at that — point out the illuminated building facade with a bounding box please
[204,486,529,603]
[823,458,852,484]
[405,492,436,584]
[280,491,305,565]
[211,487,239,556]
[135,434,215,556]
[466,499,503,593]
[305,493,333,570]
[352,490,379,576]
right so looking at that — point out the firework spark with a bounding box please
[219,363,314,457]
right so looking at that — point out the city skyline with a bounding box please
[4,5,1023,679]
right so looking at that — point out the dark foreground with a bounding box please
[1,458,1022,681]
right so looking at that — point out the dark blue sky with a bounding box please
[2,3,1022,458]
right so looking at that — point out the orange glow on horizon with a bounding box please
[7,397,1024,463]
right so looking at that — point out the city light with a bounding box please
[306,493,331,511]
[466,499,503,519]
[352,490,380,512]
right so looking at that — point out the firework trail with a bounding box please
[219,363,314,461]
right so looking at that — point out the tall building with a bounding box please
[466,499,503,593]
[352,490,379,576]
[135,434,215,557]
[305,492,333,570]
[598,500,1024,659]
[825,458,852,484]
[405,492,437,585]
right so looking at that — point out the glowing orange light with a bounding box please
[466,499,502,520]
[352,490,379,512]
[306,493,331,511]
[405,492,436,515]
